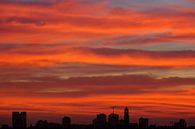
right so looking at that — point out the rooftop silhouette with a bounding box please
[0,107,194,129]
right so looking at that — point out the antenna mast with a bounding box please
[112,106,115,113]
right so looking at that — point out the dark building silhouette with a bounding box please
[35,120,48,129]
[93,113,107,129]
[139,117,149,129]
[12,112,27,129]
[174,119,187,129]
[1,125,10,129]
[129,123,139,129]
[96,113,107,125]
[108,113,119,127]
[149,125,156,129]
[124,106,129,126]
[62,116,71,129]
[48,122,61,129]
[1,110,192,129]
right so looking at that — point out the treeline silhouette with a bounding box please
[1,107,195,129]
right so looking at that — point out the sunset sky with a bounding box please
[1,0,195,126]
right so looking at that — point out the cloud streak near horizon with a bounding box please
[1,0,195,126]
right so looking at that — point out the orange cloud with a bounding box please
[0,1,195,45]
[0,47,195,67]
[1,0,195,126]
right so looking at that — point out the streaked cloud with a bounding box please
[1,0,195,125]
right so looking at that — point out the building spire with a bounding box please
[124,106,129,125]
[112,106,115,113]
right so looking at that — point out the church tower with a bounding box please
[124,106,129,125]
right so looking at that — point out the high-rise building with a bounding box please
[93,113,107,129]
[62,116,71,129]
[174,119,187,129]
[96,113,107,125]
[139,117,149,129]
[20,112,27,128]
[124,106,129,125]
[12,112,27,129]
[12,112,19,129]
[108,113,119,127]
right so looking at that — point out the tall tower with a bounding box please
[124,106,129,125]
[12,112,27,129]
[20,112,27,129]
[12,112,20,129]
[62,116,71,129]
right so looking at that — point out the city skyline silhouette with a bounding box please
[0,106,193,129]
[1,0,195,128]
